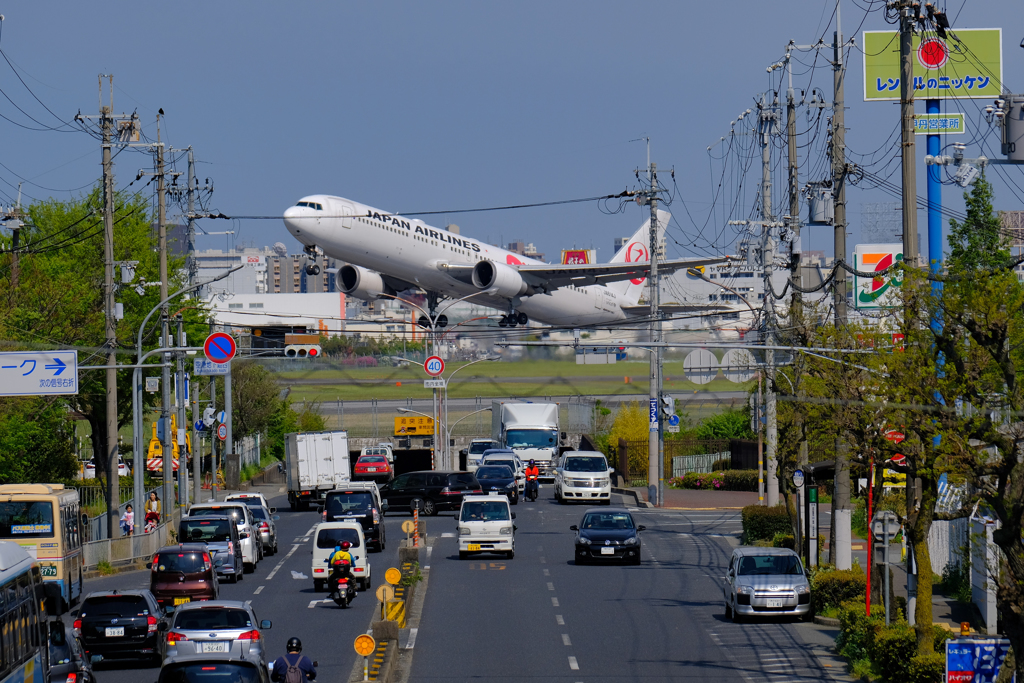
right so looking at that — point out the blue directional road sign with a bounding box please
[0,350,78,396]
[668,414,681,427]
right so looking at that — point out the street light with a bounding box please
[442,357,500,469]
[398,405,494,469]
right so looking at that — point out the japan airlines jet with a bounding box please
[282,195,730,327]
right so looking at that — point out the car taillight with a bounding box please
[260,522,270,532]
[65,674,77,683]
[203,553,212,571]
[72,619,81,632]
[150,554,159,571]
[372,508,380,524]
[227,541,234,555]
[166,631,189,644]
[238,630,260,641]
[440,487,460,496]
[147,615,158,634]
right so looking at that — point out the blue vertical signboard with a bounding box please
[649,398,658,431]
[946,639,1012,682]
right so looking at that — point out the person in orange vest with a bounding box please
[524,460,540,501]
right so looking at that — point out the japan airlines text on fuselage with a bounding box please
[283,195,628,326]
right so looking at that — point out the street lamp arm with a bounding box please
[447,406,492,434]
[380,355,424,367]
[446,355,500,384]
[396,407,432,420]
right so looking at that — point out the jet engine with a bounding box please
[471,260,532,298]
[339,265,388,301]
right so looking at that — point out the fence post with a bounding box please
[618,438,628,486]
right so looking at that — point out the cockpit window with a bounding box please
[295,201,324,211]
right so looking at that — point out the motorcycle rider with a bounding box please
[326,541,355,594]
[271,637,317,682]
[524,459,540,501]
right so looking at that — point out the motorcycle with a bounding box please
[525,479,539,502]
[330,571,357,608]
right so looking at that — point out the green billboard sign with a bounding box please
[862,29,1002,101]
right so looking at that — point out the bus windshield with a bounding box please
[0,501,54,538]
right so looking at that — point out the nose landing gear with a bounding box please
[304,263,321,276]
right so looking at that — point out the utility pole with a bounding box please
[833,2,849,326]
[175,318,188,507]
[156,118,174,510]
[101,76,119,540]
[899,0,919,267]
[186,149,198,292]
[786,46,802,319]
[759,95,780,507]
[646,161,663,508]
[3,187,24,289]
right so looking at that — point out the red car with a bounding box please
[353,455,393,483]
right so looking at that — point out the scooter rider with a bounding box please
[326,541,354,586]
[271,637,317,681]
[524,459,540,501]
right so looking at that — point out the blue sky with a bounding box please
[0,1,1019,262]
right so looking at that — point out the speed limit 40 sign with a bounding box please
[424,355,445,377]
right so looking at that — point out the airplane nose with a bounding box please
[283,205,314,242]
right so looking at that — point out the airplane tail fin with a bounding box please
[606,209,671,307]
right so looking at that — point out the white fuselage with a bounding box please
[283,195,630,326]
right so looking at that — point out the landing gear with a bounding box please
[305,263,320,276]
[498,311,528,327]
[303,244,322,276]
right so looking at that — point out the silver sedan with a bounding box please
[160,600,272,663]
[723,547,812,621]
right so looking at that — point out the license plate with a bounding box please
[367,467,378,472]
[200,642,229,653]
[105,627,124,637]
[766,599,784,608]
[173,597,191,606]
[468,544,481,551]
[600,547,615,555]
[40,565,57,577]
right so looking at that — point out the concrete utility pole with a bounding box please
[759,96,780,507]
[899,0,919,266]
[646,162,663,508]
[786,47,802,316]
[833,2,849,326]
[156,120,175,510]
[186,149,198,292]
[100,77,120,540]
[176,318,188,507]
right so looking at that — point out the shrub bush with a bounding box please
[907,652,944,683]
[835,599,883,663]
[723,470,758,491]
[871,621,916,682]
[711,458,731,470]
[680,471,726,490]
[741,504,791,542]
[811,567,866,614]
[771,533,795,549]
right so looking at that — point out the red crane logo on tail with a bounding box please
[625,242,649,285]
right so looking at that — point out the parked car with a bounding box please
[474,465,519,504]
[82,457,130,480]
[378,471,482,516]
[463,439,500,471]
[457,495,516,559]
[147,544,219,608]
[554,451,613,504]
[48,619,96,683]
[161,600,272,664]
[570,508,645,565]
[187,502,260,571]
[310,521,371,591]
[722,547,811,622]
[73,589,165,664]
[353,454,394,483]
[321,483,388,552]
[247,505,279,556]
[178,516,244,583]
[158,653,271,683]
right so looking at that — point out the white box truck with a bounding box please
[285,430,351,510]
[492,401,561,477]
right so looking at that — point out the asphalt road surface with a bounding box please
[80,488,834,683]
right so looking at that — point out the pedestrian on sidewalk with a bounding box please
[144,491,161,532]
[119,504,134,536]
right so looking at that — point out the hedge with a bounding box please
[811,567,866,614]
[835,599,947,683]
[907,652,944,683]
[669,470,758,491]
[872,621,916,682]
[741,504,791,542]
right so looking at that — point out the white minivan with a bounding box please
[457,495,516,560]
[554,451,613,504]
[187,502,261,571]
[311,521,372,592]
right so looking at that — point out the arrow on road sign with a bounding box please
[45,358,67,375]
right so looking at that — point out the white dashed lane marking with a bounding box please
[547,582,554,590]
[551,597,559,607]
[555,615,564,625]
[265,543,301,581]
[253,586,264,594]
[562,634,572,646]
[568,656,579,670]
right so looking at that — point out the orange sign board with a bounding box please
[394,416,434,436]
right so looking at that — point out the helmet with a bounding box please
[286,637,302,653]
[341,541,352,550]
[529,459,535,466]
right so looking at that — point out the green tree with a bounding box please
[0,397,79,483]
[694,409,754,440]
[947,173,1010,271]
[229,361,281,439]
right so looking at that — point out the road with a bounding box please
[79,488,835,683]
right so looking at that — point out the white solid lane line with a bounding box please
[406,627,418,649]
[568,656,579,670]
[253,586,264,595]
[266,544,301,581]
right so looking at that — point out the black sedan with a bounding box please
[475,465,519,504]
[570,508,646,565]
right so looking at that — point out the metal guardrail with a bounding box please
[82,507,181,570]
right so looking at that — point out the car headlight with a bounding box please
[506,482,516,489]
[796,583,810,594]
[459,527,470,536]
[499,526,513,535]
[623,536,638,546]
[736,585,753,595]
[598,478,610,486]
[578,536,591,545]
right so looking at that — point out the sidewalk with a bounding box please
[627,485,757,509]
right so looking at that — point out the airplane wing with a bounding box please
[514,256,734,291]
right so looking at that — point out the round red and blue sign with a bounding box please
[217,423,228,441]
[424,355,445,377]
[204,333,237,364]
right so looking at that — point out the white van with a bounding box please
[311,521,371,592]
[457,495,516,560]
[554,451,613,504]
[187,502,261,570]
[361,444,394,464]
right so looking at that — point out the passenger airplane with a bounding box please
[282,195,730,327]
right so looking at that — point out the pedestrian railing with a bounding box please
[82,508,181,570]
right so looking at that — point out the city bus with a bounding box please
[0,540,49,683]
[0,484,83,611]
